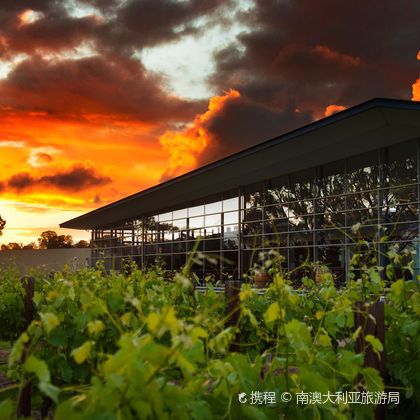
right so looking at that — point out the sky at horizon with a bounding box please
[0,0,419,245]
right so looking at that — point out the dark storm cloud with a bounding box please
[210,0,420,114]
[40,163,110,190]
[0,55,202,122]
[5,163,111,192]
[0,0,227,57]
[198,96,312,166]
[7,172,35,190]
[0,1,68,54]
[2,15,99,58]
[0,0,232,123]
[101,0,226,51]
[77,0,120,12]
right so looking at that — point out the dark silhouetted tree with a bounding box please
[0,215,5,237]
[38,231,73,249]
[1,242,23,250]
[75,240,90,248]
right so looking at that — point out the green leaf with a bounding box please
[24,355,50,383]
[264,302,283,324]
[108,290,124,312]
[285,319,311,360]
[336,313,346,328]
[120,312,132,327]
[352,326,362,341]
[318,334,331,347]
[87,320,105,336]
[59,361,73,383]
[71,341,92,364]
[8,331,29,367]
[299,366,330,394]
[39,382,60,404]
[338,351,363,381]
[40,312,60,334]
[401,319,420,336]
[365,334,383,358]
[362,367,384,392]
[146,312,160,335]
[24,355,59,403]
[0,399,14,419]
[46,327,67,346]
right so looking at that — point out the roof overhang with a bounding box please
[61,98,420,230]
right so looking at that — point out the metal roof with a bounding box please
[61,98,420,229]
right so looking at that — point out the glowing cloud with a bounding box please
[18,10,42,26]
[314,46,362,67]
[159,89,240,180]
[325,104,347,117]
[412,50,420,101]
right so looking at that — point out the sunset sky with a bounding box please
[0,0,419,245]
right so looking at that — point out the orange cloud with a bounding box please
[159,89,240,180]
[314,46,362,67]
[324,104,347,117]
[412,50,420,101]
[0,108,170,245]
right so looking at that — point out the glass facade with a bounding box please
[91,138,420,282]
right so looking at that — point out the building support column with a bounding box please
[237,188,242,280]
[141,217,145,270]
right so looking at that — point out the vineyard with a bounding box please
[0,248,419,419]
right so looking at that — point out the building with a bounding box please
[61,98,420,282]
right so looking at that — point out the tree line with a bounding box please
[0,224,89,251]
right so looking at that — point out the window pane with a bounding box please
[269,218,289,233]
[316,196,345,213]
[263,232,287,247]
[348,191,378,210]
[205,214,221,227]
[223,232,238,250]
[204,226,221,238]
[288,199,314,216]
[158,212,172,222]
[243,220,263,235]
[265,203,288,220]
[173,208,187,219]
[347,150,379,192]
[204,237,220,252]
[267,175,289,204]
[316,211,345,229]
[173,218,187,230]
[189,205,204,217]
[205,201,222,214]
[381,204,418,223]
[244,182,265,208]
[290,168,316,200]
[288,215,314,231]
[384,185,417,206]
[244,207,263,222]
[386,140,417,187]
[223,197,238,212]
[319,159,346,196]
[224,211,238,225]
[347,208,378,226]
[190,216,204,229]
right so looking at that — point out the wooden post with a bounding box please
[225,279,241,352]
[17,276,35,419]
[354,301,386,420]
